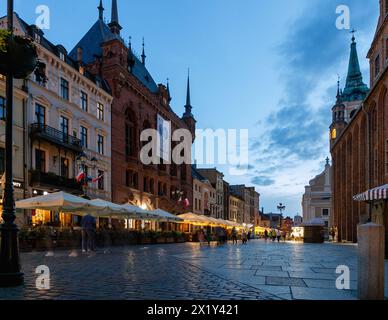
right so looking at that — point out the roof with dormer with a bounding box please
[69,18,158,93]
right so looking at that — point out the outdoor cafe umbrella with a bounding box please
[121,204,154,220]
[149,209,183,222]
[15,191,104,213]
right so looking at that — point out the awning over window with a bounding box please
[353,184,388,202]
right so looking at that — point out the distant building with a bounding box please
[293,215,303,227]
[229,185,260,225]
[197,168,225,219]
[192,165,216,217]
[302,159,332,231]
[259,213,270,228]
[229,194,244,224]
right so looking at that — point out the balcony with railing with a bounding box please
[30,170,83,193]
[30,123,83,153]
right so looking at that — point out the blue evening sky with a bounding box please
[1,0,379,216]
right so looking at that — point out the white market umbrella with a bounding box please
[178,213,216,225]
[149,209,183,222]
[15,191,103,212]
[121,204,154,219]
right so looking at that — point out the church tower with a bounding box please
[330,80,347,148]
[341,32,369,121]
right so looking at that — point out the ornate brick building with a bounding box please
[330,0,388,242]
[70,0,196,213]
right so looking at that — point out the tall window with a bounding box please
[386,38,388,61]
[60,78,69,100]
[35,149,46,173]
[374,148,378,183]
[97,103,104,121]
[97,170,104,190]
[180,165,186,181]
[81,91,88,111]
[385,140,388,175]
[60,157,69,178]
[0,96,5,120]
[60,116,69,142]
[35,103,46,125]
[97,134,104,155]
[322,209,329,216]
[0,147,5,175]
[149,179,155,194]
[143,177,148,192]
[80,126,88,148]
[375,55,380,78]
[125,110,135,157]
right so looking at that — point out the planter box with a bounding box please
[156,237,166,244]
[166,237,175,243]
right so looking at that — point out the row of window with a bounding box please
[125,169,184,198]
[59,78,105,121]
[35,103,105,155]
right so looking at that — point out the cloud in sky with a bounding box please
[249,0,378,216]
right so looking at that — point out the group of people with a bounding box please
[198,227,252,246]
[264,229,287,242]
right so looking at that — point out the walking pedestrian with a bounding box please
[283,230,287,242]
[247,230,251,241]
[271,229,276,241]
[81,213,96,252]
[198,229,205,245]
[264,230,268,241]
[242,230,247,244]
[232,227,238,244]
[276,229,281,242]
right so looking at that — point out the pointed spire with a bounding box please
[98,0,104,20]
[186,69,191,107]
[141,38,146,65]
[342,29,369,102]
[166,78,172,102]
[108,0,122,35]
[336,76,342,102]
[183,69,193,118]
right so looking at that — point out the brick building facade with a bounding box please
[70,0,196,214]
[330,0,388,242]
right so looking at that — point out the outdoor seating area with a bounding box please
[13,192,254,250]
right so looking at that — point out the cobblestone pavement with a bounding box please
[0,240,387,300]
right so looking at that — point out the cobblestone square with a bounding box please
[0,240,387,300]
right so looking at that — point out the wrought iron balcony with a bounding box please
[30,170,83,193]
[30,123,83,153]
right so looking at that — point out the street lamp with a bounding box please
[277,203,286,229]
[0,0,23,287]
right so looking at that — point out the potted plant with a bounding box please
[0,30,38,79]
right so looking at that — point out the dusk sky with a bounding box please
[1,0,379,216]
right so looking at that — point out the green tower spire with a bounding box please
[342,30,369,102]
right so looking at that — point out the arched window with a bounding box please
[331,128,337,140]
[125,109,136,157]
[180,165,187,181]
[149,178,155,194]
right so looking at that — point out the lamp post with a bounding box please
[277,203,286,229]
[0,0,24,287]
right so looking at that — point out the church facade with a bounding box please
[330,0,388,242]
[70,0,196,214]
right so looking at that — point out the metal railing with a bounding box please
[30,123,82,151]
